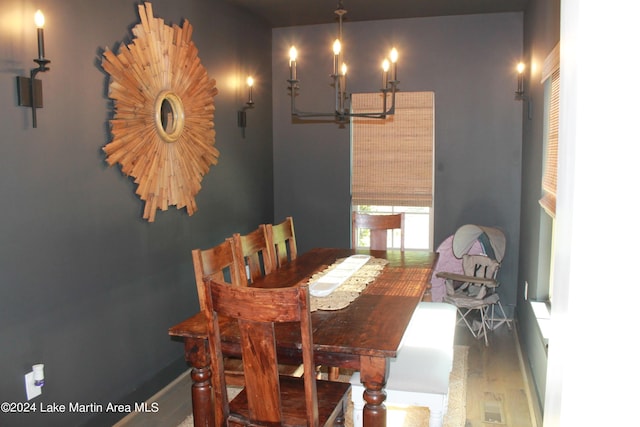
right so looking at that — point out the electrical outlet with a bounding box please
[25,371,41,400]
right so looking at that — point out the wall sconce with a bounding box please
[16,10,51,128]
[237,76,255,138]
[515,62,532,119]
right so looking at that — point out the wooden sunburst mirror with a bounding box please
[102,2,219,222]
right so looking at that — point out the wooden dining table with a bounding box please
[168,247,438,427]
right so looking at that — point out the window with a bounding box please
[530,43,560,315]
[539,52,560,218]
[352,205,432,249]
[350,92,434,250]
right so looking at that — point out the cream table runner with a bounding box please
[308,257,388,312]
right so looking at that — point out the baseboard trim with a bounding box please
[83,357,189,427]
[513,322,544,427]
[112,369,191,426]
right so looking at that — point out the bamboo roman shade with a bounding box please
[351,92,434,207]
[539,45,560,217]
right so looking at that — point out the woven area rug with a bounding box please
[177,345,468,427]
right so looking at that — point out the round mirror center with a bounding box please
[154,91,185,143]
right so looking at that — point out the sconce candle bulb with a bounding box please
[247,76,254,105]
[35,10,45,60]
[516,62,525,96]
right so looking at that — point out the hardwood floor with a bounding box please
[117,322,537,427]
[113,370,193,427]
[455,322,538,427]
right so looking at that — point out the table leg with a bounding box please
[359,355,389,427]
[184,337,214,427]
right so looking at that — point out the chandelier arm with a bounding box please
[289,81,398,120]
[293,111,347,118]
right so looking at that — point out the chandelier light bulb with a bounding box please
[333,40,342,75]
[333,39,341,55]
[289,46,297,80]
[389,48,398,63]
[382,59,390,88]
[389,48,399,81]
[339,63,347,103]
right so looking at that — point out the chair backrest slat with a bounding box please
[238,320,282,422]
[267,216,298,268]
[233,224,275,284]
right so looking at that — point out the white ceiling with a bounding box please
[223,0,528,28]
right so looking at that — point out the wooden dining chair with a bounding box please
[191,238,249,386]
[191,238,248,310]
[203,279,351,426]
[352,212,405,251]
[267,216,341,382]
[232,224,276,284]
[266,216,298,268]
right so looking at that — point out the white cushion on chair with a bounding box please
[350,302,457,427]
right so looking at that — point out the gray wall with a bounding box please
[0,1,273,426]
[517,0,561,412]
[0,1,559,424]
[273,13,523,315]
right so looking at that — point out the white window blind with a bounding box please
[539,47,560,217]
[351,92,434,207]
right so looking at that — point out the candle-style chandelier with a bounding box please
[287,1,400,123]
